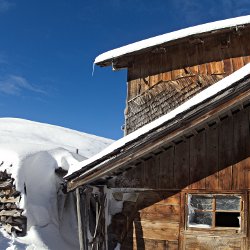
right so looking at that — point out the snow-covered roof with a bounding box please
[66,63,250,181]
[95,15,250,66]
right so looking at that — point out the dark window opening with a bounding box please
[215,212,240,227]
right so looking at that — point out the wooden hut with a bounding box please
[65,15,250,249]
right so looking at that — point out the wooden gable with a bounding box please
[125,26,250,134]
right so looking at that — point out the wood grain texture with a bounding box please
[189,130,206,189]
[105,107,250,249]
[174,141,190,189]
[125,28,250,134]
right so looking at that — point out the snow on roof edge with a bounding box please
[94,15,250,65]
[66,63,250,178]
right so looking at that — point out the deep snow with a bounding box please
[0,118,113,249]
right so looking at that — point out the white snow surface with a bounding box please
[0,118,113,159]
[67,63,250,178]
[0,118,113,249]
[95,15,250,64]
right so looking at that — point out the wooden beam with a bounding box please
[76,188,84,250]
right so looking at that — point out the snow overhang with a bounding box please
[65,64,250,191]
[94,15,250,68]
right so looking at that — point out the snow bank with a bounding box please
[95,15,250,64]
[0,118,113,159]
[0,118,113,249]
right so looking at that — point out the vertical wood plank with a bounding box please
[171,45,186,79]
[174,141,190,189]
[246,106,250,158]
[189,131,206,189]
[218,116,233,190]
[135,162,145,188]
[243,55,250,65]
[139,54,149,93]
[232,109,249,190]
[149,53,161,87]
[187,43,199,75]
[198,63,207,75]
[205,125,219,189]
[196,43,208,75]
[205,39,222,75]
[223,58,233,75]
[127,67,135,101]
[157,52,163,83]
[144,157,157,189]
[162,49,172,81]
[232,56,244,71]
[158,147,174,189]
[76,188,84,250]
[207,61,224,75]
[127,61,141,100]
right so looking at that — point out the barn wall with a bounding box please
[125,28,250,134]
[108,106,250,249]
[108,191,180,250]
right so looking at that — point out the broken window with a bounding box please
[187,194,243,229]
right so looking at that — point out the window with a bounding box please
[186,194,243,229]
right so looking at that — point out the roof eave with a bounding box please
[94,15,250,67]
[66,75,250,191]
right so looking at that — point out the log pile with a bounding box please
[0,170,26,236]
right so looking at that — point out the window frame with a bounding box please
[184,192,246,233]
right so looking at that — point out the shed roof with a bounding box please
[65,64,250,189]
[95,15,250,67]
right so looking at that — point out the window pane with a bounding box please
[216,195,241,211]
[189,194,213,210]
[188,211,212,228]
[215,212,240,227]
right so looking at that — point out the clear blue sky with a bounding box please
[0,0,249,140]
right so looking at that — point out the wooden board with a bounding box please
[137,204,180,222]
[143,157,157,189]
[132,220,179,241]
[121,237,178,250]
[158,147,174,189]
[205,125,219,189]
[232,109,249,190]
[189,130,206,189]
[218,116,233,190]
[174,141,190,189]
[184,235,244,250]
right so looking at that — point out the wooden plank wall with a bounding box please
[114,106,250,191]
[108,106,250,249]
[108,191,180,250]
[125,28,250,134]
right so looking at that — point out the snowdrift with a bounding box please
[0,118,113,249]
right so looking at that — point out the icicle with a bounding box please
[92,62,95,76]
[112,60,117,71]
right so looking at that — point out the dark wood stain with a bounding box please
[110,108,250,249]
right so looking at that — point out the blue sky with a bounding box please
[0,0,250,140]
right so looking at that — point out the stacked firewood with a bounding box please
[0,170,26,236]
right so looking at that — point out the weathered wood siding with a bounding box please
[108,191,180,250]
[108,106,250,249]
[125,27,250,134]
